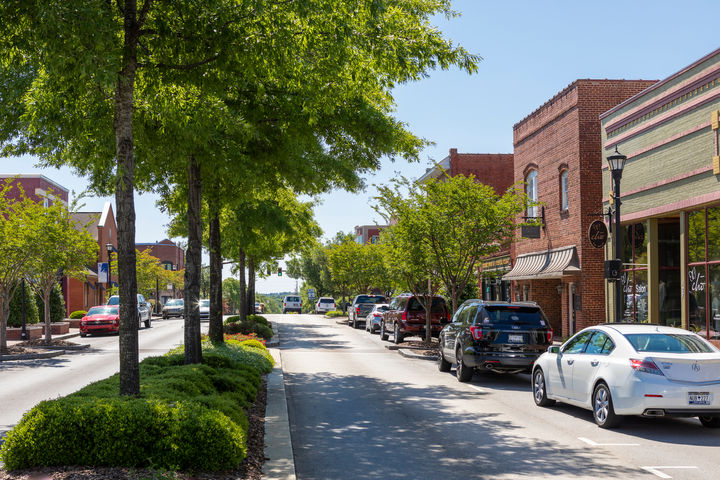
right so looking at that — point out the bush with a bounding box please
[7,282,39,327]
[252,323,273,340]
[224,315,240,325]
[247,314,268,325]
[241,339,267,350]
[35,283,66,323]
[223,321,245,335]
[325,310,345,318]
[69,310,87,319]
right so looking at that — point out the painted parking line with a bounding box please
[468,385,483,393]
[578,436,639,446]
[641,466,699,479]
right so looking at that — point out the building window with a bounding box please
[560,170,569,212]
[371,235,379,244]
[161,261,173,270]
[621,223,648,323]
[525,169,538,218]
[687,207,720,339]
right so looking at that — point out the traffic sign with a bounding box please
[308,288,316,300]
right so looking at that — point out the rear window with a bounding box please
[286,297,300,302]
[407,297,446,313]
[87,306,119,316]
[107,296,119,305]
[356,295,385,304]
[624,333,715,353]
[375,305,389,312]
[482,306,547,327]
[166,299,183,306]
[319,298,335,304]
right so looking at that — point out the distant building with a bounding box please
[135,239,185,305]
[354,225,387,245]
[0,174,68,207]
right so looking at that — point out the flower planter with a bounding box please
[7,325,43,340]
[41,322,70,335]
[68,318,81,328]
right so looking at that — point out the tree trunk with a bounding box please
[451,284,458,316]
[43,285,52,345]
[425,277,432,344]
[247,256,256,316]
[208,194,223,344]
[184,156,203,364]
[0,292,8,355]
[238,248,247,322]
[115,0,140,396]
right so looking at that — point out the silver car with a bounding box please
[199,299,210,321]
[107,294,152,328]
[365,304,389,333]
[162,298,184,319]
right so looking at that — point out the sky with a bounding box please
[2,1,718,293]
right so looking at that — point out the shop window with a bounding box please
[525,169,538,218]
[658,220,681,328]
[688,210,705,263]
[621,222,648,323]
[687,207,720,339]
[560,169,568,212]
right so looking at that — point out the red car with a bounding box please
[80,305,120,337]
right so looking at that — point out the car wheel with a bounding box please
[380,322,389,341]
[80,332,87,338]
[393,323,404,344]
[437,340,451,372]
[699,416,720,428]
[162,314,167,320]
[145,316,152,328]
[138,314,143,329]
[593,382,620,428]
[455,347,473,382]
[283,310,287,314]
[532,368,556,407]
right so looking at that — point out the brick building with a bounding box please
[66,202,117,315]
[504,79,657,337]
[418,148,515,300]
[354,225,387,245]
[135,239,185,305]
[600,48,720,346]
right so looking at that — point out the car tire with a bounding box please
[145,316,152,328]
[80,332,87,338]
[699,416,720,428]
[138,314,143,329]
[283,310,287,314]
[380,322,389,341]
[393,323,404,344]
[456,346,473,382]
[162,314,167,320]
[532,368,556,407]
[437,341,451,372]
[593,382,620,428]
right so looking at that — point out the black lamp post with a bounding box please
[106,243,114,295]
[20,277,28,340]
[608,146,628,323]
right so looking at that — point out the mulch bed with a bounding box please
[0,377,268,480]
[16,339,79,348]
[400,338,439,358]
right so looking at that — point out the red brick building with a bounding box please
[419,148,515,301]
[354,225,387,245]
[504,80,657,338]
[0,174,68,207]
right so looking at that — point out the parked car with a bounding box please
[532,323,720,429]
[348,294,386,328]
[107,294,152,328]
[381,294,449,343]
[199,299,210,321]
[365,304,389,333]
[255,302,265,314]
[438,300,552,382]
[162,298,184,319]
[283,295,302,314]
[79,305,120,337]
[315,297,336,314]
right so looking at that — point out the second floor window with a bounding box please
[525,169,538,218]
[560,170,569,211]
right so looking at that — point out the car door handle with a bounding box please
[590,360,599,367]
[566,359,574,365]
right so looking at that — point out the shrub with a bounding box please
[7,282,39,327]
[240,339,267,350]
[247,314,268,326]
[223,321,244,335]
[325,310,345,318]
[35,283,66,323]
[223,315,240,325]
[252,323,273,340]
[69,310,87,319]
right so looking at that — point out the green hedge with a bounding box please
[7,282,39,327]
[325,310,345,318]
[223,321,273,339]
[69,310,87,319]
[0,339,274,472]
[35,284,66,323]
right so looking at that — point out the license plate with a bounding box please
[688,392,711,405]
[508,334,524,343]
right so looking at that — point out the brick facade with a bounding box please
[354,225,386,245]
[0,174,69,206]
[511,79,657,338]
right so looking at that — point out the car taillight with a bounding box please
[546,329,553,343]
[356,306,360,314]
[401,311,407,321]
[630,358,664,376]
[469,325,483,340]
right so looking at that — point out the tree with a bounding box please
[288,244,334,297]
[25,199,98,345]
[109,249,184,302]
[327,238,360,312]
[222,278,242,315]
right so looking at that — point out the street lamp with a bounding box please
[106,243,114,296]
[608,146,627,323]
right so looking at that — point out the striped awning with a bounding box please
[503,246,580,281]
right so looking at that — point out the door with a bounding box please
[551,330,593,398]
[569,331,614,403]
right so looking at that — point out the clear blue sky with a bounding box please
[1,1,717,293]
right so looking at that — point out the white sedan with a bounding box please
[532,324,720,428]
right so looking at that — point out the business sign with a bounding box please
[98,262,109,283]
[588,220,608,248]
[308,288,316,300]
[521,225,541,239]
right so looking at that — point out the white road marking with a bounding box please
[578,436,639,446]
[641,466,699,479]
[468,385,483,393]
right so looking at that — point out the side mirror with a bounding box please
[549,346,560,354]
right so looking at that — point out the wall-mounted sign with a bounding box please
[521,225,541,239]
[588,220,608,248]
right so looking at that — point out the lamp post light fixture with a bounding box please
[607,146,628,323]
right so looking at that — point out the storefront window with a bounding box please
[658,220,681,328]
[708,207,720,261]
[688,210,705,263]
[621,222,648,323]
[709,265,720,340]
[688,265,707,334]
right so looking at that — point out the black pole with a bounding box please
[613,170,623,323]
[156,276,160,314]
[20,278,27,340]
[107,248,112,297]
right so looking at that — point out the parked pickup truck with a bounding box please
[348,294,386,329]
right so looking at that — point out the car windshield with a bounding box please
[199,300,210,307]
[356,295,386,304]
[482,306,547,327]
[107,296,119,305]
[319,298,335,304]
[407,297,446,313]
[166,299,182,306]
[87,306,119,316]
[624,333,715,353]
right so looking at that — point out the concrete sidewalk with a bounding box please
[262,347,295,480]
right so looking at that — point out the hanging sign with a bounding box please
[588,220,608,248]
[97,262,109,283]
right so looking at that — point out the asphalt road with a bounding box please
[276,313,720,480]
[0,317,190,443]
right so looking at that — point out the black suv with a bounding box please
[438,300,553,382]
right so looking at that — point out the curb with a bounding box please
[0,349,65,362]
[398,349,438,361]
[263,347,296,480]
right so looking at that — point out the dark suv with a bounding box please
[438,300,553,382]
[381,294,449,344]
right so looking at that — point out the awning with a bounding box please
[503,246,580,281]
